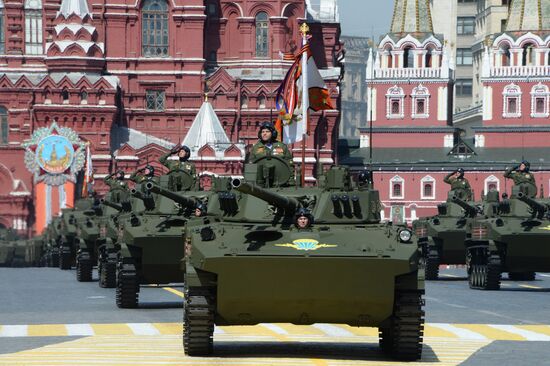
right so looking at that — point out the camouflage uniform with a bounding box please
[249,141,293,164]
[159,152,196,175]
[104,173,128,191]
[443,172,473,200]
[103,172,129,203]
[504,167,537,198]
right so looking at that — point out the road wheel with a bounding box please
[76,252,93,282]
[183,286,215,356]
[116,259,139,308]
[59,247,71,270]
[378,289,424,361]
[425,249,440,280]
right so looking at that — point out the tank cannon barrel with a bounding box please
[100,198,124,212]
[145,182,197,208]
[451,196,478,218]
[231,178,299,212]
[130,188,145,200]
[517,192,547,219]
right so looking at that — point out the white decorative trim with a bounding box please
[411,83,430,119]
[420,175,436,200]
[389,175,405,200]
[484,175,500,194]
[502,83,522,118]
[530,82,550,118]
[386,85,405,119]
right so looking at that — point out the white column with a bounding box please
[437,86,448,121]
[483,86,493,121]
[393,51,404,68]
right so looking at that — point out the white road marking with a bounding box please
[0,325,27,337]
[488,324,550,341]
[260,323,289,335]
[311,323,354,337]
[213,326,225,335]
[86,296,106,299]
[127,323,161,336]
[430,323,487,340]
[65,324,95,336]
[537,273,550,277]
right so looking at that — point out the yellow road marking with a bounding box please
[424,325,459,338]
[339,325,379,337]
[441,274,460,278]
[454,324,525,341]
[27,324,68,337]
[517,325,550,337]
[152,322,181,335]
[163,287,184,298]
[276,324,327,336]
[519,284,542,289]
[91,324,133,336]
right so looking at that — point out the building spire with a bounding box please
[390,0,433,34]
[505,0,549,33]
[58,0,91,19]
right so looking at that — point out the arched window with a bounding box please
[0,106,7,144]
[142,0,168,57]
[421,175,436,199]
[386,85,405,119]
[255,12,268,57]
[80,90,88,104]
[522,43,536,66]
[501,45,511,66]
[390,175,405,199]
[411,84,430,119]
[258,95,266,109]
[485,175,500,193]
[62,89,69,104]
[502,83,522,118]
[425,48,433,68]
[241,95,248,109]
[403,46,414,68]
[24,0,43,55]
[530,82,550,118]
[0,1,5,54]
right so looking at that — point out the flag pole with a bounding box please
[300,22,309,187]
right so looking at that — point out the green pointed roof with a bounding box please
[506,0,550,32]
[390,0,433,34]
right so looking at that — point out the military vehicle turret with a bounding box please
[182,157,424,361]
[412,190,479,280]
[57,199,96,270]
[42,216,63,267]
[114,170,208,308]
[73,197,104,282]
[467,187,550,290]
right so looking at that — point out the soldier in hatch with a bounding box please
[444,168,473,200]
[294,208,314,231]
[104,170,128,190]
[159,144,196,175]
[249,122,293,165]
[504,160,537,198]
[129,164,156,184]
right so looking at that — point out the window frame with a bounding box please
[456,48,473,65]
[145,89,166,111]
[457,17,475,35]
[530,83,550,118]
[390,175,405,200]
[24,0,43,55]
[484,175,500,194]
[255,11,269,58]
[386,85,405,119]
[0,107,7,144]
[502,83,522,118]
[421,175,436,200]
[141,0,169,58]
[456,79,473,97]
[411,84,430,119]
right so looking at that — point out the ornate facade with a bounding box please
[341,0,550,223]
[0,0,343,235]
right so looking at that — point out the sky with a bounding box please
[338,0,394,39]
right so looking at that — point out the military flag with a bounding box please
[81,143,93,197]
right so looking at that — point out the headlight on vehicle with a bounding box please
[399,229,412,243]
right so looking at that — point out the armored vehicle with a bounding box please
[42,216,63,267]
[115,170,207,308]
[74,197,104,282]
[57,199,95,270]
[413,190,479,280]
[467,187,550,290]
[182,157,424,361]
[0,228,18,266]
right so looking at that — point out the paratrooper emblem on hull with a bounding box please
[275,239,337,251]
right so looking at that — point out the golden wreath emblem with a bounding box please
[275,239,337,251]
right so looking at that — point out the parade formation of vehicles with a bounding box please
[7,150,550,362]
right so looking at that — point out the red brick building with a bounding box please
[0,0,343,235]
[341,0,550,224]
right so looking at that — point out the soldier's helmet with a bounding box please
[258,121,278,142]
[195,202,207,215]
[457,168,465,178]
[294,207,314,228]
[521,160,530,172]
[144,165,155,177]
[177,145,191,161]
[116,170,125,180]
